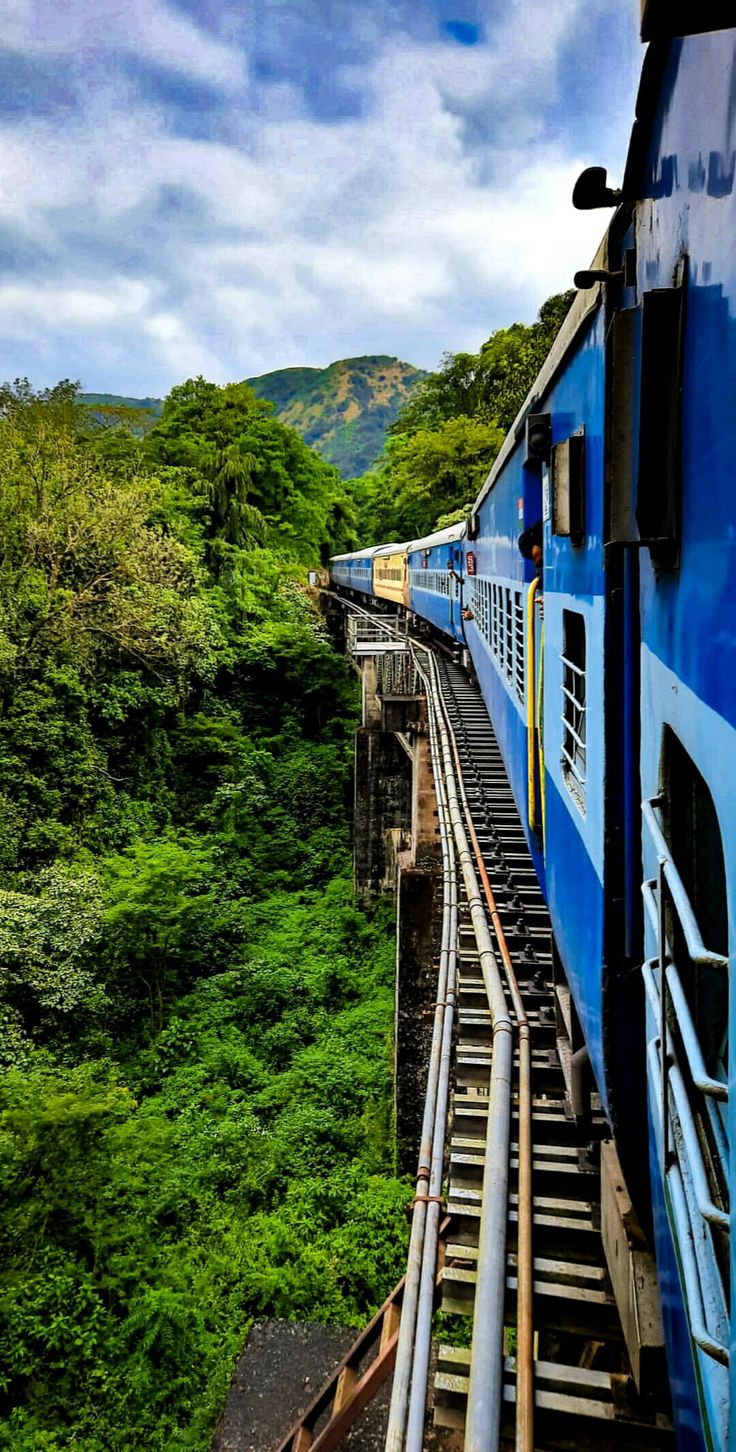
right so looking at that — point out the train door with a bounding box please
[448,545,462,641]
[641,725,730,1452]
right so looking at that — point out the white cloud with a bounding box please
[0,0,639,393]
[0,0,246,91]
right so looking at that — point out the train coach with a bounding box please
[329,9,735,1451]
[407,521,466,646]
[372,542,409,609]
[328,546,377,598]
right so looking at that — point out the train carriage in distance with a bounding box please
[328,546,377,598]
[407,522,466,646]
[372,542,409,610]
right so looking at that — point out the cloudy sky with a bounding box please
[0,0,642,395]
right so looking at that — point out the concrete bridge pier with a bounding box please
[352,654,443,1174]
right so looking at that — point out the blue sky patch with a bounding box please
[443,19,480,46]
[0,0,641,395]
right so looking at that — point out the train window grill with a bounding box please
[514,591,524,703]
[498,588,506,673]
[560,609,586,808]
[491,583,500,658]
[641,739,730,1376]
[504,588,514,684]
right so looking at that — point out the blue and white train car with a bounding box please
[407,522,466,646]
[461,279,612,1025]
[613,16,736,1452]
[329,547,377,598]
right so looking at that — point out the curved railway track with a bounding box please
[277,603,674,1452]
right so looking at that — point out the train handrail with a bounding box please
[643,798,728,968]
[641,794,731,1387]
[642,884,728,1104]
[644,956,729,1236]
[646,1035,730,1369]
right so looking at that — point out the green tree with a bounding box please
[353,290,574,542]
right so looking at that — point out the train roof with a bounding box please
[408,521,467,552]
[372,541,409,557]
[471,236,606,516]
[329,546,380,562]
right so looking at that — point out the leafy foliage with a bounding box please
[353,291,574,542]
[0,379,407,1450]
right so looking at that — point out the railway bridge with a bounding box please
[274,598,674,1452]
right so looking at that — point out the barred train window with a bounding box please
[514,593,524,703]
[561,610,586,809]
[661,729,728,1087]
[504,589,513,684]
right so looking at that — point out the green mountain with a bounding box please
[79,392,163,416]
[246,355,427,476]
[80,354,426,477]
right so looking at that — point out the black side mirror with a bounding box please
[574,268,623,290]
[572,166,622,211]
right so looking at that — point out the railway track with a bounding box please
[429,655,672,1452]
[278,607,674,1452]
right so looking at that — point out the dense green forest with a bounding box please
[0,378,408,1451]
[80,354,427,481]
[0,292,572,1449]
[351,291,574,544]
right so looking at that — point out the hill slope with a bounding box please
[79,392,163,417]
[81,355,426,477]
[246,355,426,476]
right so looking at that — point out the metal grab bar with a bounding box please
[643,799,729,968]
[560,681,586,713]
[559,712,586,754]
[560,741,586,787]
[646,1038,730,1368]
[642,882,728,1103]
[642,962,729,1234]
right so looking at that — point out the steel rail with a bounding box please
[419,649,514,1452]
[433,657,533,1452]
[384,647,457,1452]
[404,666,459,1452]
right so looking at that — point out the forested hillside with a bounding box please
[247,355,426,477]
[351,292,574,544]
[80,354,427,481]
[0,378,407,1451]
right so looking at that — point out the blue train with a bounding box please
[331,11,735,1451]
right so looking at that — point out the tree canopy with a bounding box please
[0,378,405,1452]
[352,290,574,543]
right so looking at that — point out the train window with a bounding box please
[636,278,686,570]
[504,589,514,684]
[493,586,505,662]
[514,592,524,704]
[561,610,586,809]
[551,430,585,545]
[660,729,728,1085]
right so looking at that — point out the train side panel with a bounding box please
[330,549,375,596]
[373,546,409,608]
[408,525,466,644]
[465,304,611,1105]
[626,29,736,1452]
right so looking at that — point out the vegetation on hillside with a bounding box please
[352,292,575,543]
[0,377,406,1452]
[247,355,427,478]
[82,355,428,484]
